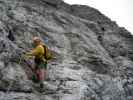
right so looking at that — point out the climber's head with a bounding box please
[32,36,41,46]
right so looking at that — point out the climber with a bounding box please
[25,36,48,89]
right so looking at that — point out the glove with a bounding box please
[23,53,33,60]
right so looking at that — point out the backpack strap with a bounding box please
[43,45,47,59]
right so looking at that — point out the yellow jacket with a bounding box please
[26,44,46,62]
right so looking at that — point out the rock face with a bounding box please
[0,0,133,100]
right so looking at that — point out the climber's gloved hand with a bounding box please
[25,53,33,59]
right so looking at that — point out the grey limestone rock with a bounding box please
[0,0,132,100]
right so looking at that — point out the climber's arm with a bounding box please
[25,46,42,57]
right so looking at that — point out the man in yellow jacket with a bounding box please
[26,36,47,89]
